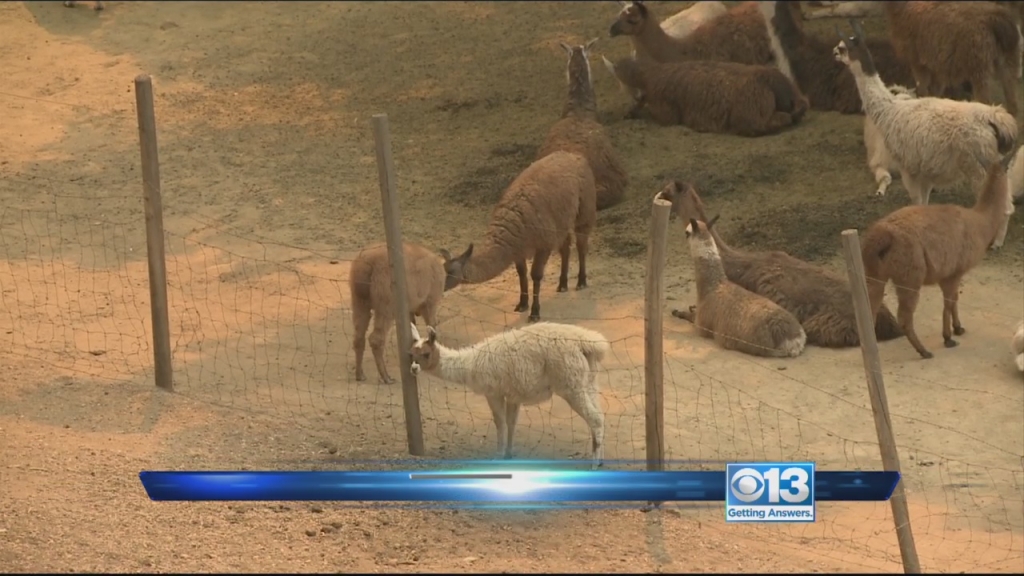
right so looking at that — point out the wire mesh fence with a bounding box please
[1,71,1022,573]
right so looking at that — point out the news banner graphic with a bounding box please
[139,461,900,521]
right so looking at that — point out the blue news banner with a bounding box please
[139,462,898,523]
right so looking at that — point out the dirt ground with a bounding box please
[1,1,1022,573]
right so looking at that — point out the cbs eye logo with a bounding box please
[729,466,811,504]
[730,467,766,503]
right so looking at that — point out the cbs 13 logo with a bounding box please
[730,465,811,504]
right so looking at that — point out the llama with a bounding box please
[349,242,461,384]
[883,1,1022,117]
[610,1,775,67]
[1012,320,1024,372]
[535,38,628,211]
[804,1,885,21]
[442,150,597,322]
[408,322,609,467]
[657,181,903,348]
[673,218,807,358]
[834,19,1018,217]
[860,157,1013,359]
[601,56,808,137]
[63,1,104,10]
[994,144,1024,252]
[759,1,917,114]
[864,84,917,197]
[613,0,729,59]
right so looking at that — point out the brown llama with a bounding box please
[861,157,1014,359]
[673,219,807,359]
[536,38,629,212]
[610,1,774,66]
[602,56,808,137]
[349,242,462,384]
[884,1,1022,117]
[657,181,903,348]
[442,150,597,322]
[759,1,917,113]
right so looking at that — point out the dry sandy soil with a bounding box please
[1,1,1022,573]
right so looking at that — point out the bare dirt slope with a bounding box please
[1,1,1022,573]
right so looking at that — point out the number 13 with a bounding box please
[764,467,810,503]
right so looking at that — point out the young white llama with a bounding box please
[834,20,1018,218]
[408,322,609,467]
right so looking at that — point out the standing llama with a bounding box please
[442,150,597,322]
[409,322,609,467]
[349,242,461,384]
[536,38,628,211]
[861,157,1013,359]
[673,219,807,358]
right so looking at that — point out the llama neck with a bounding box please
[972,171,1012,237]
[428,344,477,386]
[709,227,740,257]
[460,237,515,284]
[563,73,597,118]
[637,17,679,59]
[850,66,892,118]
[692,249,728,299]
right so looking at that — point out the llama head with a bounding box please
[656,180,711,224]
[440,244,473,291]
[833,19,877,76]
[684,218,720,260]
[610,1,649,37]
[559,38,598,104]
[409,323,440,375]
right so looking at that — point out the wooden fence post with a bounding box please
[371,113,425,457]
[840,229,922,574]
[645,198,672,472]
[134,74,173,392]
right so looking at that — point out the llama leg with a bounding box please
[368,312,396,384]
[938,277,965,348]
[561,386,605,469]
[485,394,509,458]
[352,304,371,382]
[971,76,992,106]
[900,171,925,205]
[575,231,589,290]
[528,250,552,322]
[894,284,932,359]
[912,67,934,97]
[514,260,529,313]
[671,305,696,323]
[997,64,1020,117]
[504,401,521,459]
[557,236,572,293]
[872,166,893,197]
[922,183,934,206]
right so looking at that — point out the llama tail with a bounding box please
[859,225,894,316]
[762,69,808,122]
[873,305,904,341]
[577,333,611,371]
[1008,147,1024,200]
[982,107,1018,155]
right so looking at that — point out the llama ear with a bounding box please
[601,55,616,76]
[559,41,573,55]
[616,0,627,7]
[707,214,721,229]
[439,248,452,261]
[584,37,598,52]
[426,326,437,344]
[461,243,474,260]
[410,323,421,342]
[688,218,700,233]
